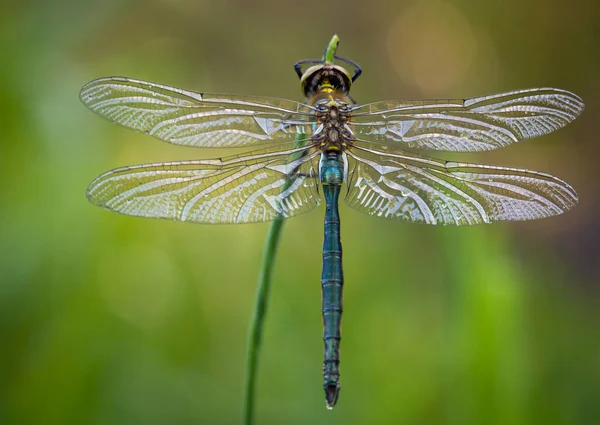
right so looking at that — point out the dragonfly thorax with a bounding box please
[312,101,354,152]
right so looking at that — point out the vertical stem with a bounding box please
[323,34,339,62]
[244,217,285,425]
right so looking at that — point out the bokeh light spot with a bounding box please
[387,1,478,94]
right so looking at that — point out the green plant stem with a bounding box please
[323,34,339,62]
[244,217,285,425]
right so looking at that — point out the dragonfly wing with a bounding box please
[80,77,315,148]
[345,145,578,225]
[87,145,321,224]
[350,88,584,152]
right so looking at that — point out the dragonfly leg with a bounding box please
[294,59,324,79]
[333,55,362,81]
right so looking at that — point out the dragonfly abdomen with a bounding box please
[320,151,344,409]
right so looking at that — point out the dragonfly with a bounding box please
[81,35,583,409]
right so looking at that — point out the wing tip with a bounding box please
[540,87,585,121]
[550,87,586,119]
[79,76,140,106]
[85,177,107,208]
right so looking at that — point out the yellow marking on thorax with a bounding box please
[319,77,334,93]
[307,90,351,107]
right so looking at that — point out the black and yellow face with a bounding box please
[300,64,353,98]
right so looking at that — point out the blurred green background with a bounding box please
[1,0,599,424]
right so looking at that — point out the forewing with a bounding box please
[350,88,584,152]
[345,145,578,225]
[87,146,321,224]
[80,77,315,148]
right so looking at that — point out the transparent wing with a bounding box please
[350,88,584,152]
[345,145,578,225]
[87,145,321,224]
[80,77,316,148]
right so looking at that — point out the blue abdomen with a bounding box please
[319,151,344,408]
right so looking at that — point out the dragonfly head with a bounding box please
[299,63,353,97]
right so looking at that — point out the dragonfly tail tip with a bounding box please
[325,383,340,409]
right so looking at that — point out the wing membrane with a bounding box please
[345,145,578,225]
[87,145,321,224]
[80,77,315,148]
[350,88,584,152]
